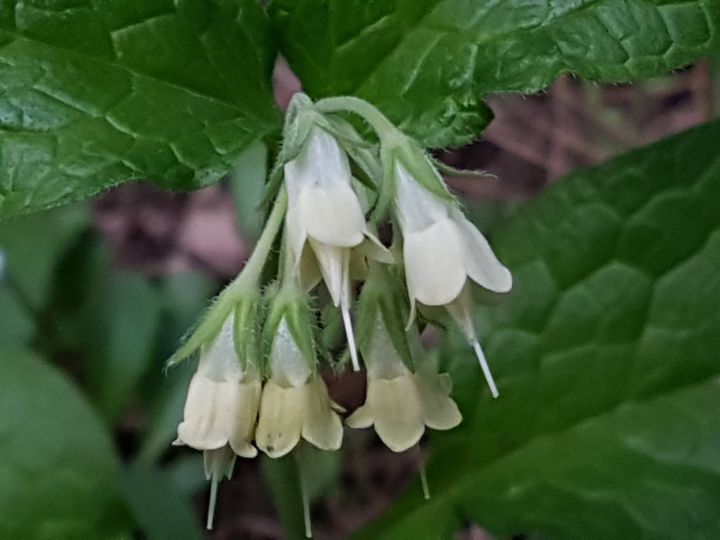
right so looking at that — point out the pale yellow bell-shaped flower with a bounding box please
[174,313,262,458]
[394,162,511,397]
[255,319,344,458]
[346,315,461,452]
[284,127,391,371]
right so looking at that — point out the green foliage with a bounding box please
[0,348,130,538]
[358,120,720,538]
[120,463,203,540]
[0,0,279,218]
[82,273,163,424]
[1,1,719,537]
[272,0,720,147]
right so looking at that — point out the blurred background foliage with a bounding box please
[1,0,720,538]
[2,60,720,537]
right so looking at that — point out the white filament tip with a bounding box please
[341,306,361,372]
[419,462,431,500]
[472,341,499,399]
[206,479,219,530]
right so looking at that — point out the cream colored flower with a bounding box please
[394,162,512,307]
[174,313,261,458]
[346,315,461,452]
[284,127,390,371]
[394,163,511,397]
[255,319,344,458]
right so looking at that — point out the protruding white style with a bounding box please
[284,128,391,371]
[203,446,235,530]
[346,316,461,452]
[255,319,344,458]
[394,163,511,397]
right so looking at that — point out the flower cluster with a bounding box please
[169,94,511,532]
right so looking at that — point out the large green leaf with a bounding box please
[0,0,279,218]
[272,0,720,147]
[359,120,720,538]
[0,348,130,538]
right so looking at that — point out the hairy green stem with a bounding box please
[315,96,400,144]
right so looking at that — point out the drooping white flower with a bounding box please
[394,162,512,397]
[284,127,391,371]
[174,313,262,456]
[255,319,344,458]
[173,312,262,529]
[346,315,461,452]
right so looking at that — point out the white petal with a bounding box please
[453,209,512,293]
[175,376,235,450]
[364,313,411,380]
[403,218,468,306]
[360,232,394,264]
[308,241,349,307]
[228,381,262,458]
[269,319,312,388]
[283,128,352,197]
[255,380,304,458]
[346,403,374,429]
[413,371,462,430]
[285,201,308,270]
[394,162,450,233]
[301,377,343,451]
[368,376,425,453]
[298,185,365,247]
[298,243,322,292]
[197,313,243,383]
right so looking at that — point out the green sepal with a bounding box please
[323,115,382,186]
[233,293,262,372]
[260,94,318,209]
[165,292,234,368]
[373,144,398,222]
[431,157,497,180]
[263,283,317,370]
[356,264,413,369]
[392,137,456,204]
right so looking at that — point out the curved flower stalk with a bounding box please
[173,312,262,528]
[284,126,391,372]
[347,313,461,452]
[255,288,344,458]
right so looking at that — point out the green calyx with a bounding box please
[262,283,317,373]
[315,95,456,216]
[356,264,413,370]
[166,187,288,369]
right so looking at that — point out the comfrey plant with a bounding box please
[168,93,512,535]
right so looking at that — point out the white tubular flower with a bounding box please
[174,313,262,457]
[346,315,461,452]
[255,319,344,458]
[284,127,390,371]
[394,162,512,398]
